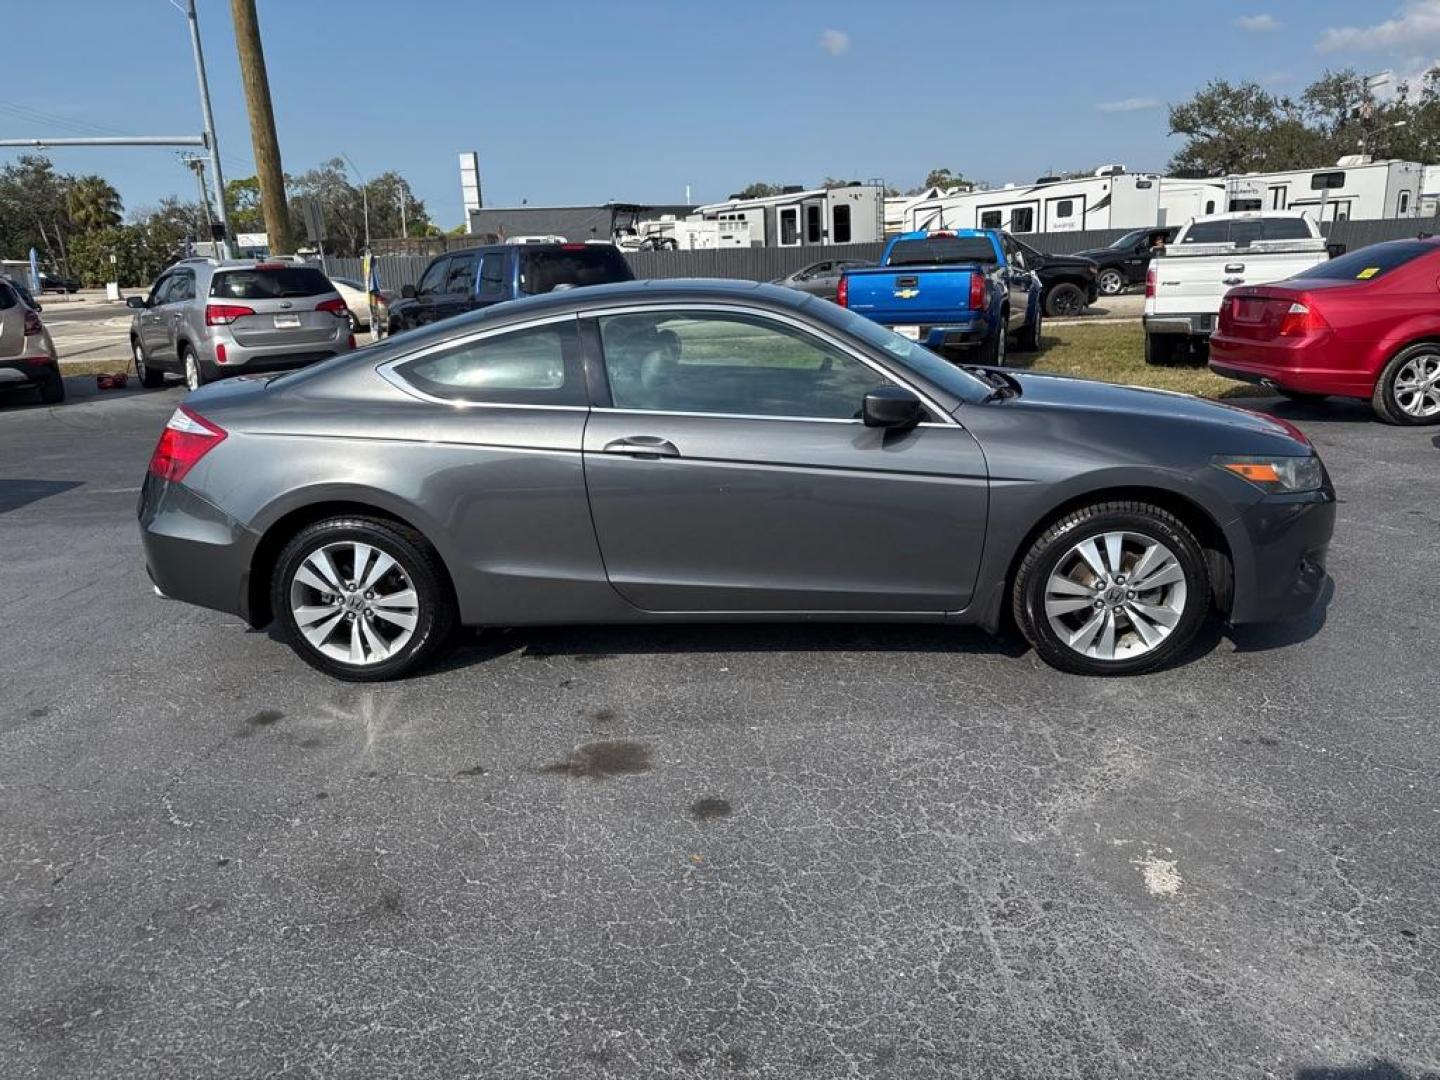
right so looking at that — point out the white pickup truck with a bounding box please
[1142,211,1337,364]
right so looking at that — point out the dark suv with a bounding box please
[388,242,634,333]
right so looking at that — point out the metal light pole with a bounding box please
[181,0,231,257]
[342,153,371,253]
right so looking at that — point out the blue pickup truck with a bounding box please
[838,229,1042,363]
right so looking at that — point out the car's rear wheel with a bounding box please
[1372,343,1440,425]
[1013,501,1210,676]
[37,370,64,404]
[182,345,206,392]
[272,516,456,681]
[976,312,1008,365]
[1015,302,1042,352]
[1096,268,1125,296]
[132,337,165,388]
[1044,282,1087,318]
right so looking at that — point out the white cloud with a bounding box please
[1095,96,1162,113]
[1236,13,1280,31]
[818,28,850,56]
[1319,0,1440,52]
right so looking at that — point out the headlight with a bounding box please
[1213,454,1324,492]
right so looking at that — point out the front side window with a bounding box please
[599,310,893,420]
[393,320,585,405]
[478,252,508,297]
[148,275,172,305]
[416,258,449,298]
[445,252,478,295]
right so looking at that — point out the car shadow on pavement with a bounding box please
[1295,1059,1416,1080]
[1224,576,1334,654]
[432,622,1035,673]
[1251,396,1378,425]
[0,376,176,412]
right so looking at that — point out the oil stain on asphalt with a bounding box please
[690,797,732,821]
[540,740,651,780]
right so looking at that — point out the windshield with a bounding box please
[887,236,998,267]
[1108,229,1147,250]
[817,302,992,404]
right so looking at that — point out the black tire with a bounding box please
[1371,342,1440,426]
[271,515,457,681]
[977,311,1008,365]
[132,336,165,388]
[1144,332,1181,366]
[1012,500,1211,676]
[347,310,359,333]
[1014,301,1042,352]
[1044,282,1087,318]
[181,344,207,391]
[37,371,65,404]
[1096,268,1126,296]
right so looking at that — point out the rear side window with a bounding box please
[887,237,998,266]
[1292,241,1436,282]
[0,282,15,310]
[1263,218,1312,240]
[393,320,586,405]
[519,246,633,295]
[211,266,332,299]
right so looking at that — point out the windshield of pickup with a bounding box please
[886,236,998,267]
[1108,229,1147,250]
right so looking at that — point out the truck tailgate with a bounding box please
[1148,248,1329,317]
[843,266,976,325]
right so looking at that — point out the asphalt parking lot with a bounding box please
[2,375,1438,1078]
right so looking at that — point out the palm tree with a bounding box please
[66,175,123,233]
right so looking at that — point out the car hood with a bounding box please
[1038,253,1098,270]
[993,369,1310,451]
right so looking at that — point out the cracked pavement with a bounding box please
[1,379,1438,1078]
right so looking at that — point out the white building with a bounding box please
[1222,158,1424,222]
[694,184,885,246]
[902,173,1225,234]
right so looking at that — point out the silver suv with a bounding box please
[127,258,354,390]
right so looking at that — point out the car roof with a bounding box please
[894,229,991,240]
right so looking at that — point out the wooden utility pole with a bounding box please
[230,0,293,254]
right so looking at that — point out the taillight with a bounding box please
[206,303,254,325]
[1277,301,1328,337]
[315,297,348,317]
[836,275,849,307]
[1145,267,1156,298]
[148,407,227,483]
[968,273,985,310]
[23,308,43,336]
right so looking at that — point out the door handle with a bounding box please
[602,436,680,459]
[1223,277,1245,286]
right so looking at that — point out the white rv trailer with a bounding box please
[883,185,970,234]
[1223,158,1424,222]
[694,183,884,247]
[625,215,752,250]
[1420,165,1440,216]
[903,173,1224,234]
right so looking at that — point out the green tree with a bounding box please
[905,168,971,195]
[0,155,74,273]
[65,175,123,233]
[736,181,782,198]
[224,176,265,233]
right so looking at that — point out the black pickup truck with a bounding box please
[1010,238,1100,317]
[387,242,633,333]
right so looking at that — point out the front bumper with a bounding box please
[1225,488,1335,624]
[138,474,259,621]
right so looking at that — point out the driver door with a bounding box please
[581,307,989,613]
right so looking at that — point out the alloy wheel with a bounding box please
[133,340,148,382]
[1393,352,1440,418]
[1098,269,1124,295]
[1043,530,1188,662]
[287,541,420,665]
[184,351,201,391]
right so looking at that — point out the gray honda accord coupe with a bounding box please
[138,279,1334,680]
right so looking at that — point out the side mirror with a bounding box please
[126,295,147,309]
[401,284,417,299]
[862,385,924,429]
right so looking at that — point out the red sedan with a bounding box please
[1210,237,1440,425]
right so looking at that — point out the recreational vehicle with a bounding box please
[1223,158,1423,222]
[695,184,884,247]
[903,173,1224,234]
[624,216,752,251]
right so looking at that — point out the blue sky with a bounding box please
[6,0,1438,228]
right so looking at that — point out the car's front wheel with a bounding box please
[1044,282,1087,318]
[272,516,456,681]
[1013,501,1210,675]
